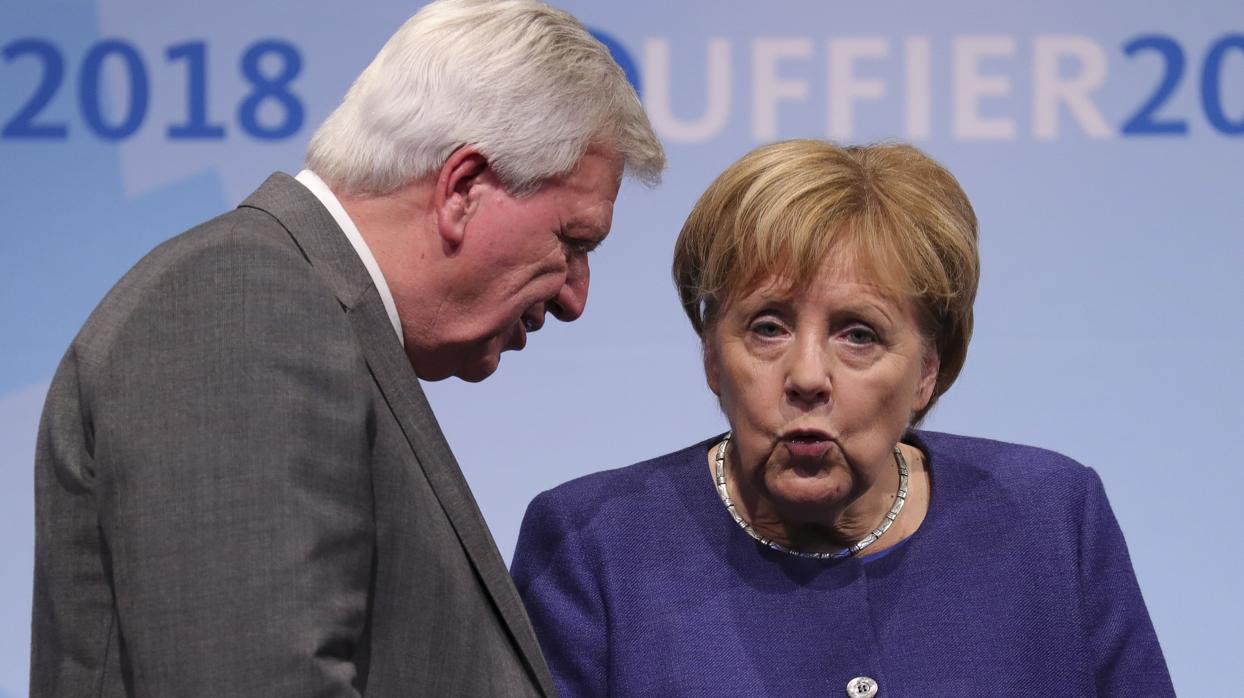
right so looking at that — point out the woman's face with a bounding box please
[706,254,939,524]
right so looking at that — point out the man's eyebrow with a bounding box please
[561,235,603,253]
[564,220,609,239]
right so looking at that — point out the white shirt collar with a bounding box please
[294,169,404,346]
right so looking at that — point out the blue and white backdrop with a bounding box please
[3,1,1241,694]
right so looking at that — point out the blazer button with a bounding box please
[846,675,879,697]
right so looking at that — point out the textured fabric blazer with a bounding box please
[31,173,556,697]
[512,432,1174,697]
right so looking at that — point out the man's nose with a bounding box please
[548,256,590,322]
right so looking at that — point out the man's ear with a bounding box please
[434,145,491,248]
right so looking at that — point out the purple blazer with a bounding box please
[511,431,1174,697]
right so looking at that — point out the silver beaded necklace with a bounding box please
[713,433,909,560]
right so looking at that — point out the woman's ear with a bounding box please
[704,337,722,397]
[433,145,490,248]
[913,346,940,412]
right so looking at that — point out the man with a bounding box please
[30,1,664,695]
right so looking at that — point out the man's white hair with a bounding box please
[306,0,664,196]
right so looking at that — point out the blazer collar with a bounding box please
[239,172,556,696]
[239,172,374,310]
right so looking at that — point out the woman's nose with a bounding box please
[784,338,831,408]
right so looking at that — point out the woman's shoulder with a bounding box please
[917,429,1083,467]
[916,429,1106,506]
[524,435,720,525]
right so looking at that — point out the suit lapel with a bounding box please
[240,173,556,697]
[348,291,556,696]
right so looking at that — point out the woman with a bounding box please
[511,140,1173,696]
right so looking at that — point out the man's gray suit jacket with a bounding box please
[31,173,557,697]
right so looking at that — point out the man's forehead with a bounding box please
[548,151,621,194]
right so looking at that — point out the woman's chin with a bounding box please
[765,469,852,513]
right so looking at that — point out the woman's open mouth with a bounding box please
[780,430,833,458]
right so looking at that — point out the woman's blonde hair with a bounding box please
[672,139,979,423]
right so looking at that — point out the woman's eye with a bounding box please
[843,326,878,345]
[751,321,784,338]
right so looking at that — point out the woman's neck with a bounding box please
[710,440,930,556]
